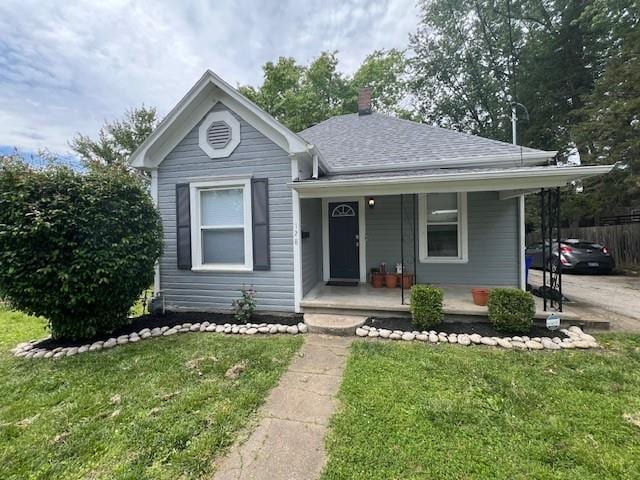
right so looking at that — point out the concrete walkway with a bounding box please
[213,334,352,480]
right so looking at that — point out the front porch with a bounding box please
[301,281,591,326]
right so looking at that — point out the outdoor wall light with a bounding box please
[368,197,375,208]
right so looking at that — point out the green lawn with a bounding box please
[0,308,303,480]
[323,336,640,479]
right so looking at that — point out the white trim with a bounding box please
[129,70,312,169]
[198,110,240,158]
[418,192,468,263]
[519,194,526,290]
[189,178,253,272]
[150,169,161,295]
[327,151,557,174]
[321,197,367,283]
[292,189,302,313]
[293,165,615,198]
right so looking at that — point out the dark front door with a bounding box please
[328,201,360,279]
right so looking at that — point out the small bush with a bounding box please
[0,158,163,340]
[410,284,444,329]
[487,288,535,333]
[232,286,257,323]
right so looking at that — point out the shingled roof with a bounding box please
[298,113,556,174]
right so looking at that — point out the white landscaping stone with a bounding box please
[277,324,288,333]
[150,328,162,336]
[389,332,401,340]
[163,329,178,337]
[511,340,527,349]
[355,327,368,337]
[269,326,278,334]
[568,326,583,335]
[416,334,429,342]
[287,325,299,335]
[368,330,379,338]
[215,325,225,333]
[401,332,415,341]
[580,333,597,342]
[89,343,103,352]
[429,333,439,343]
[246,328,258,335]
[469,334,482,344]
[78,345,90,353]
[33,350,46,359]
[223,326,232,333]
[66,347,79,357]
[526,340,544,350]
[258,326,270,333]
[552,337,562,344]
[160,326,169,333]
[542,339,561,350]
[496,338,512,349]
[205,325,216,332]
[199,324,207,332]
[480,337,498,346]
[560,341,575,349]
[141,331,152,339]
[139,328,150,335]
[231,326,240,334]
[457,334,471,346]
[362,325,371,331]
[239,327,248,334]
[298,323,308,334]
[53,351,66,359]
[379,329,391,338]
[44,351,54,358]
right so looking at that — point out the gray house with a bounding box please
[130,70,612,317]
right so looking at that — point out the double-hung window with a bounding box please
[190,179,253,271]
[419,192,468,263]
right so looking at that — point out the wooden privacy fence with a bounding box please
[526,223,640,269]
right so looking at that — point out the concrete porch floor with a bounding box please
[300,282,597,326]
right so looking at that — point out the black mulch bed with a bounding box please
[32,311,303,350]
[366,317,568,339]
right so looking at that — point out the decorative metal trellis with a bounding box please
[540,187,563,312]
[400,194,418,305]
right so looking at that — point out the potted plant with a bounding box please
[385,273,398,288]
[371,273,384,288]
[471,287,490,306]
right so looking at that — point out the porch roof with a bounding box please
[292,164,615,198]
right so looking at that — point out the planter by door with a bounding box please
[328,201,360,279]
[371,273,384,288]
[384,274,398,288]
[471,288,490,306]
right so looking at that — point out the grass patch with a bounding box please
[323,336,640,479]
[0,308,302,479]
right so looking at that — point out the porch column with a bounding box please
[292,189,303,313]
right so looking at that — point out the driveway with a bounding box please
[529,270,640,332]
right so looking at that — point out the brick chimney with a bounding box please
[357,87,372,115]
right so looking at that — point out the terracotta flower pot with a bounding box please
[471,287,490,306]
[385,274,398,288]
[371,273,384,288]
[401,275,413,289]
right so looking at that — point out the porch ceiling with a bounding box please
[292,164,614,198]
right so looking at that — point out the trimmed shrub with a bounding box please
[232,286,257,323]
[487,288,535,333]
[410,284,444,329]
[0,158,163,340]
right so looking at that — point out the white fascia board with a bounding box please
[325,151,558,174]
[129,70,313,169]
[292,165,614,198]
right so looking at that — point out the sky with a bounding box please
[0,0,419,158]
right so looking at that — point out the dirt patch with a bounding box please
[365,317,568,338]
[32,311,302,350]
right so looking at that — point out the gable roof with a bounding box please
[130,70,314,169]
[298,113,557,173]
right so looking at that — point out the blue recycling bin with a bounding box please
[525,255,533,285]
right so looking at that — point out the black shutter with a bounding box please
[176,183,192,270]
[251,178,270,270]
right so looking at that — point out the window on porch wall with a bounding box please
[418,192,468,263]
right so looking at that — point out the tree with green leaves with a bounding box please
[70,105,159,168]
[240,49,410,132]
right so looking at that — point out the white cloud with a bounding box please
[0,0,417,154]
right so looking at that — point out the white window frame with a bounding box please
[419,192,468,263]
[190,178,253,272]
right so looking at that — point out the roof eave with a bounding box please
[291,164,614,198]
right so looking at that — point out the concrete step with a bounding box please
[303,313,368,336]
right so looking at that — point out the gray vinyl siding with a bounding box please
[301,198,323,294]
[366,192,519,286]
[157,102,294,313]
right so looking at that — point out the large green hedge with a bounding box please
[0,158,163,340]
